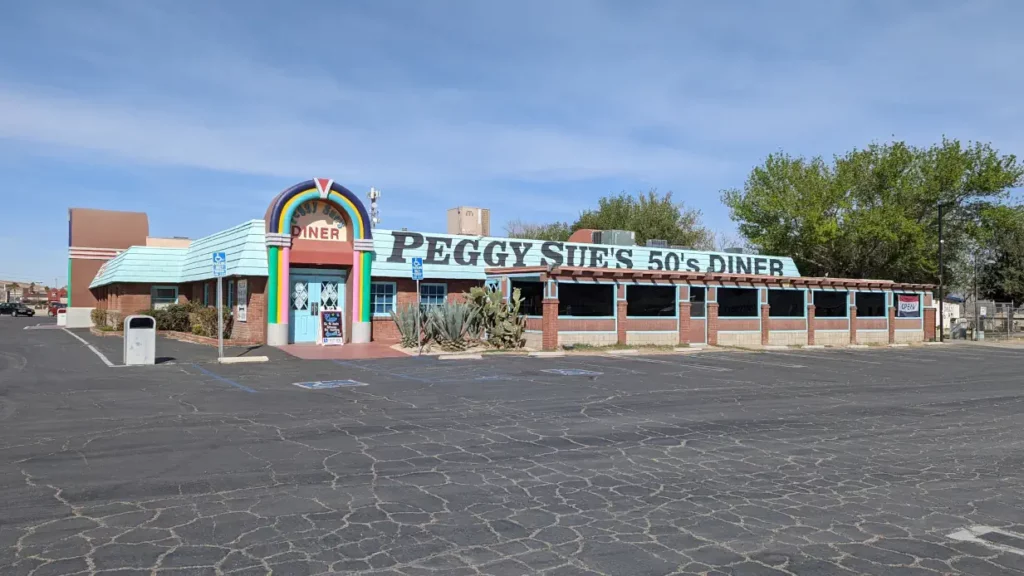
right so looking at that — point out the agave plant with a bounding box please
[390,304,426,348]
[427,302,478,351]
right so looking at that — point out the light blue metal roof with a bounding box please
[90,220,268,288]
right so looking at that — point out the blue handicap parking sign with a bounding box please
[212,252,227,276]
[411,257,424,281]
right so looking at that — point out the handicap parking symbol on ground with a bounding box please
[292,380,368,390]
[541,368,604,376]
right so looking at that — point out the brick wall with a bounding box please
[849,305,858,344]
[760,304,769,345]
[855,318,887,330]
[230,277,266,343]
[716,318,759,331]
[707,303,719,346]
[621,318,676,331]
[813,318,849,331]
[678,301,691,345]
[542,299,558,350]
[369,277,484,343]
[888,306,896,344]
[557,318,616,331]
[807,304,816,345]
[616,300,628,345]
[924,307,936,341]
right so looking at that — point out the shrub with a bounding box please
[193,306,232,338]
[390,304,425,348]
[161,303,198,332]
[109,312,124,331]
[466,285,526,349]
[90,308,107,327]
[427,302,477,351]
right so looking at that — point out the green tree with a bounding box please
[504,219,573,241]
[574,190,714,249]
[721,139,1024,284]
[976,204,1024,302]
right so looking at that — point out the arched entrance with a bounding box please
[264,178,374,346]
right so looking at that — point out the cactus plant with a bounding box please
[466,285,527,349]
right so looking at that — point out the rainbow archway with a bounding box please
[265,178,374,345]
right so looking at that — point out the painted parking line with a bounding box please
[769,351,883,365]
[190,363,257,393]
[62,328,115,367]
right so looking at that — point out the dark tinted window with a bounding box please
[813,291,848,317]
[855,292,886,317]
[690,287,706,318]
[511,280,544,316]
[718,288,758,317]
[558,283,614,317]
[768,289,805,317]
[627,285,676,317]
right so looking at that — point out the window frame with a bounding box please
[626,284,677,318]
[510,280,544,317]
[557,282,616,318]
[767,289,806,318]
[370,281,398,316]
[419,282,448,309]
[717,287,760,318]
[151,285,178,309]
[854,292,887,318]
[812,290,849,318]
[227,279,235,310]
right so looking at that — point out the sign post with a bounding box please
[212,252,227,358]
[411,257,423,355]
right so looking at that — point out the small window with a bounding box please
[855,292,886,317]
[202,283,210,306]
[371,282,396,315]
[511,280,543,316]
[627,285,675,317]
[152,286,178,310]
[718,287,758,317]
[227,279,235,309]
[690,286,706,318]
[813,291,847,317]
[558,283,614,317]
[419,283,447,308]
[768,289,805,317]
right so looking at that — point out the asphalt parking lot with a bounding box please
[2,316,1024,575]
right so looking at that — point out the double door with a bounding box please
[289,272,345,343]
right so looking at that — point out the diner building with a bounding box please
[69,178,937,350]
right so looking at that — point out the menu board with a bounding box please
[319,310,344,346]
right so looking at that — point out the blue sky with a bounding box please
[1,0,1020,285]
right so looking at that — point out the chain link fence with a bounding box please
[950,300,1023,340]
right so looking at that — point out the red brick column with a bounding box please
[760,304,770,346]
[707,302,719,346]
[678,301,691,346]
[888,305,897,344]
[616,300,628,345]
[807,304,816,345]
[542,298,559,351]
[924,307,936,341]
[849,305,858,345]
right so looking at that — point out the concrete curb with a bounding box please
[605,349,639,355]
[528,351,566,358]
[923,342,945,346]
[763,345,789,351]
[438,353,483,360]
[848,344,869,349]
[888,343,909,348]
[217,356,269,364]
[673,347,704,353]
[803,345,825,349]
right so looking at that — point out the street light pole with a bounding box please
[938,203,945,342]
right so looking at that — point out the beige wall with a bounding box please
[626,332,677,346]
[857,330,889,344]
[717,332,761,348]
[768,331,807,346]
[559,332,617,347]
[146,237,191,248]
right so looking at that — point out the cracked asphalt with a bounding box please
[2,317,1024,575]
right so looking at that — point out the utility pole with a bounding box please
[973,250,979,341]
[938,204,945,342]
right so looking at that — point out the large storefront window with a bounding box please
[768,289,804,317]
[511,280,543,316]
[420,283,447,308]
[558,283,614,317]
[813,291,848,317]
[371,282,396,315]
[855,292,886,317]
[626,285,675,317]
[718,288,758,317]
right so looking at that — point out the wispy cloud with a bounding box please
[0,0,1021,283]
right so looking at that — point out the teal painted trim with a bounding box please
[370,281,398,317]
[769,316,807,320]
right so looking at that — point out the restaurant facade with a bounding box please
[74,178,937,349]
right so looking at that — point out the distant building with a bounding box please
[447,206,490,236]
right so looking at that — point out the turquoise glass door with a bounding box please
[289,277,322,343]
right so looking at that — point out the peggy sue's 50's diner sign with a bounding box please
[371,231,801,279]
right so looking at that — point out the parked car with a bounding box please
[47,302,64,316]
[0,303,35,317]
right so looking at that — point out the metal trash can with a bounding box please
[123,315,156,366]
